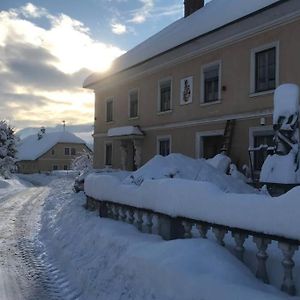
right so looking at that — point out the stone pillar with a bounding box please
[120,142,128,170]
[133,139,142,169]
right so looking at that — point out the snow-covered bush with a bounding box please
[71,150,93,172]
[0,121,17,179]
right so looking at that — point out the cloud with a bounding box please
[0,3,125,130]
[129,0,154,24]
[111,22,127,35]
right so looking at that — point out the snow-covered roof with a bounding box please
[107,126,143,138]
[84,0,280,87]
[17,131,86,161]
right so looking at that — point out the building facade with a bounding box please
[84,0,300,176]
[17,131,91,174]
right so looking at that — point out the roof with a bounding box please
[107,126,144,138]
[84,0,280,87]
[17,131,86,161]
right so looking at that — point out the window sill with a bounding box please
[249,90,274,98]
[200,100,221,107]
[157,110,173,116]
[106,121,115,125]
[128,116,139,121]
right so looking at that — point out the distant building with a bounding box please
[16,131,91,174]
[84,0,300,177]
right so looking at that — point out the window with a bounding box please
[157,136,171,156]
[158,79,172,112]
[51,149,55,155]
[255,47,276,92]
[253,134,274,171]
[105,143,113,166]
[53,165,58,171]
[106,98,113,122]
[202,62,221,103]
[129,89,139,118]
[71,148,76,155]
[63,165,68,170]
[64,147,70,155]
[202,135,223,159]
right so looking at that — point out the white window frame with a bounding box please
[250,41,279,96]
[200,60,222,105]
[249,125,273,172]
[105,97,114,123]
[128,88,139,119]
[157,77,173,114]
[156,135,172,156]
[195,130,224,158]
[104,141,113,167]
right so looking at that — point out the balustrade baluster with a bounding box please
[253,236,271,284]
[196,223,209,238]
[182,221,193,238]
[136,210,144,231]
[106,203,113,218]
[232,232,248,262]
[212,227,227,246]
[128,208,135,224]
[278,242,298,295]
[146,212,154,234]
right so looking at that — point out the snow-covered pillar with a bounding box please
[133,139,142,169]
[260,84,300,184]
[120,142,128,170]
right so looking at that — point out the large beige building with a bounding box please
[17,131,91,174]
[84,0,300,178]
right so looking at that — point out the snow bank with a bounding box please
[85,174,300,240]
[39,177,287,299]
[123,154,255,194]
[0,176,31,198]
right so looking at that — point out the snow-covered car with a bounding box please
[73,169,92,193]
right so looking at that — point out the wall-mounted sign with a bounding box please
[180,76,193,104]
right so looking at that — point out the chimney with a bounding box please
[184,0,204,18]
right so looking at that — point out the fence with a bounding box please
[86,196,299,296]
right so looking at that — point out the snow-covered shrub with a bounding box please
[71,150,93,172]
[0,120,17,179]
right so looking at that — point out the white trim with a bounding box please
[248,125,273,172]
[200,60,222,104]
[93,108,274,138]
[128,88,139,119]
[156,135,172,155]
[157,77,173,113]
[105,97,114,123]
[104,141,113,166]
[250,41,279,94]
[249,89,275,98]
[195,130,224,158]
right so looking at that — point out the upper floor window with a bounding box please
[105,142,113,166]
[202,62,221,103]
[106,98,113,122]
[255,47,276,92]
[158,79,172,112]
[157,136,171,157]
[64,147,70,155]
[129,89,139,118]
[71,148,76,155]
[51,149,55,155]
[250,42,278,94]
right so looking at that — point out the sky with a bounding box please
[0,0,209,131]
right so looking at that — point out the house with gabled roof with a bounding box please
[84,0,300,177]
[16,130,92,174]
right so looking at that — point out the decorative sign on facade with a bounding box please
[180,76,193,105]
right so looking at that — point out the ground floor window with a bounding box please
[53,165,58,170]
[253,134,274,171]
[105,142,113,166]
[157,136,171,157]
[63,165,68,170]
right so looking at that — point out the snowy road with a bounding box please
[0,186,56,300]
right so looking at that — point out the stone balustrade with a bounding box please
[85,196,300,296]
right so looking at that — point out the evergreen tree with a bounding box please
[0,121,17,178]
